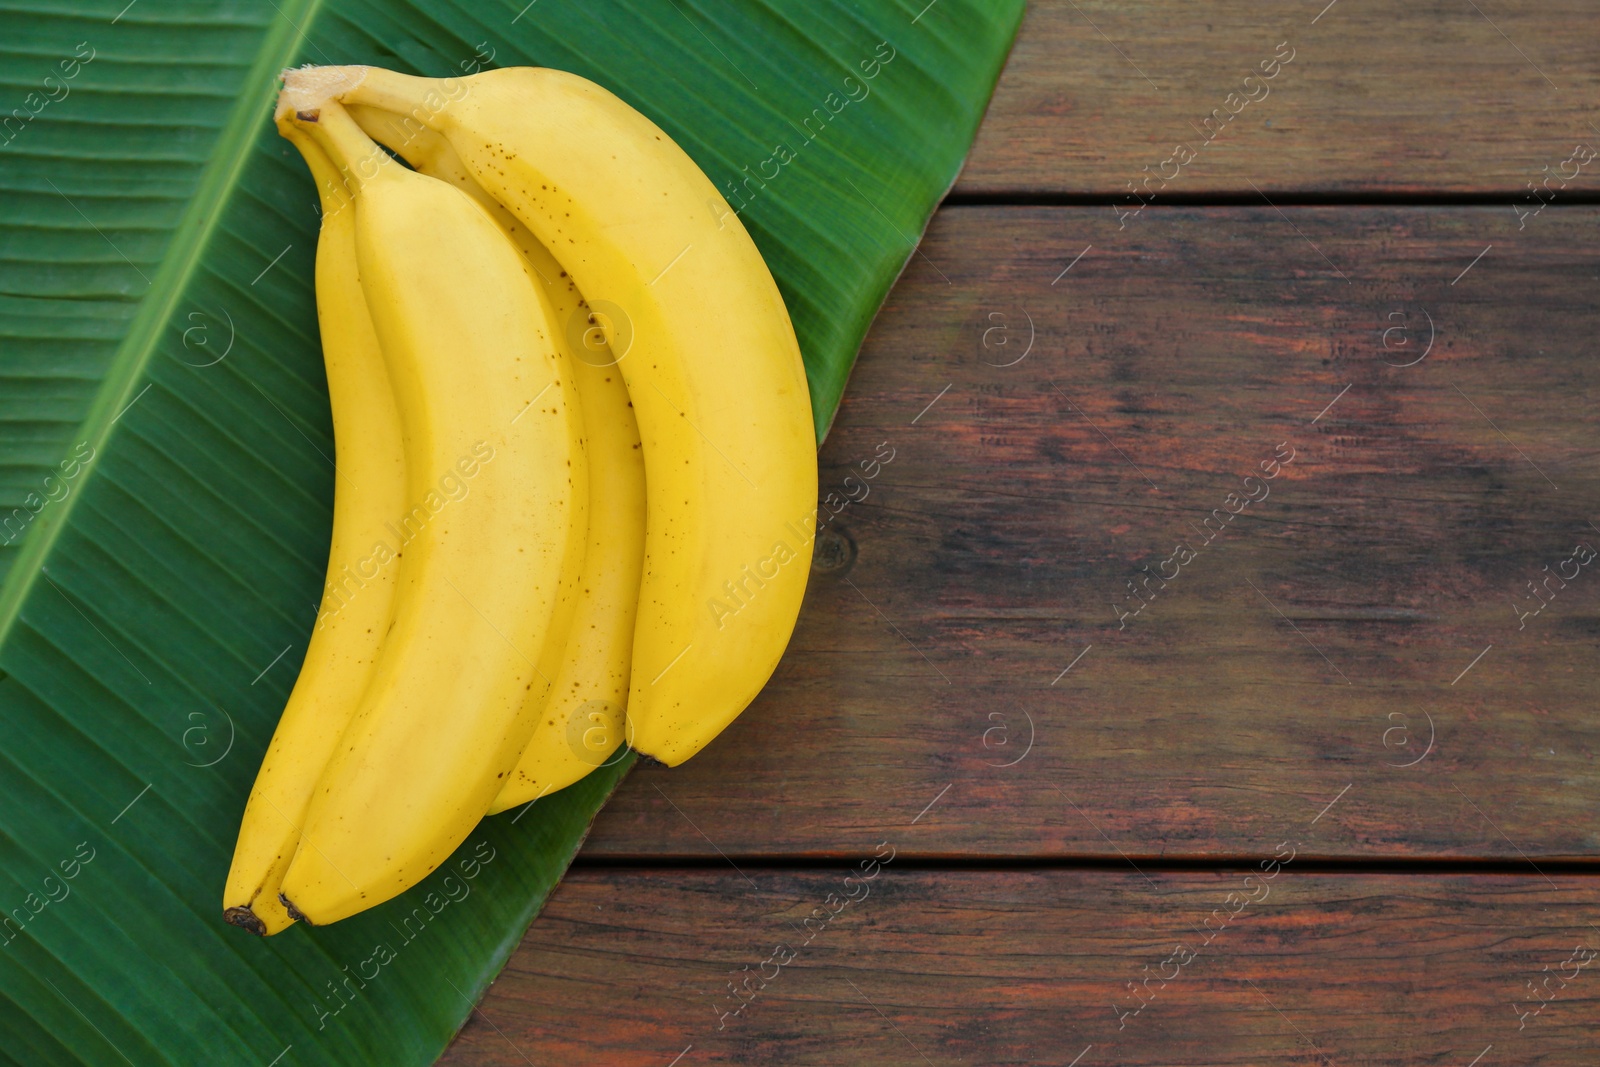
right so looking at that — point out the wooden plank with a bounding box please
[439,868,1600,1065]
[581,204,1600,860]
[955,0,1600,196]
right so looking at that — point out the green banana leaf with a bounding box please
[0,0,1023,1062]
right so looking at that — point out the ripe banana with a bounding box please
[347,104,644,810]
[273,90,587,923]
[222,116,407,936]
[332,65,818,765]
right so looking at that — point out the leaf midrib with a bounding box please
[0,0,327,649]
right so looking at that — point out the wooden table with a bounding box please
[443,3,1600,1062]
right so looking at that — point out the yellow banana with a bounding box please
[223,117,406,936]
[273,89,586,923]
[332,65,817,765]
[348,104,644,810]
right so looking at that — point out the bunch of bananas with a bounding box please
[223,65,816,934]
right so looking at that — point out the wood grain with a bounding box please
[579,204,1600,861]
[439,868,1600,1066]
[442,13,1600,1059]
[955,0,1600,197]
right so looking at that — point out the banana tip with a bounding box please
[223,905,267,937]
[278,893,315,926]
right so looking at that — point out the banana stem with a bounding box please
[345,103,451,173]
[335,66,465,134]
[285,96,392,193]
[276,116,350,219]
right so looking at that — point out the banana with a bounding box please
[347,104,644,810]
[272,89,587,923]
[223,116,407,936]
[331,66,817,765]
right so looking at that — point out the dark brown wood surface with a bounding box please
[956,0,1600,197]
[584,204,1600,862]
[441,869,1600,1066]
[447,3,1600,1062]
